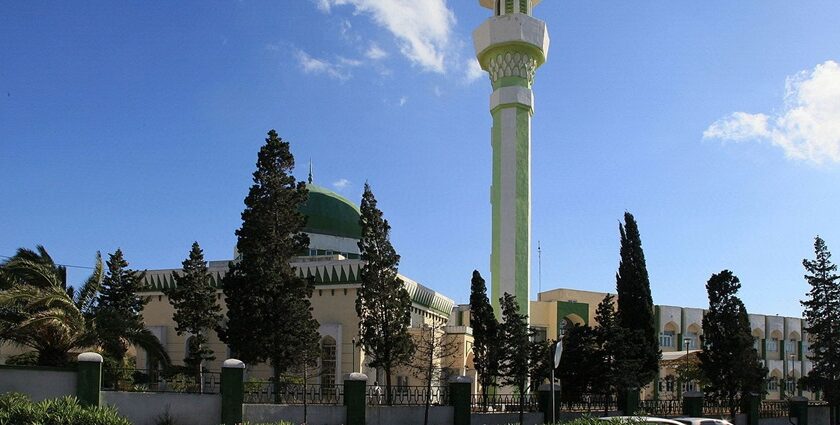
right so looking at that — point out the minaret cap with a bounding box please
[479,0,542,9]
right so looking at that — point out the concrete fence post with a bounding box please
[618,388,640,415]
[538,383,561,424]
[220,359,245,425]
[344,372,368,425]
[682,391,704,417]
[789,396,808,425]
[448,375,472,425]
[741,392,760,425]
[76,352,103,407]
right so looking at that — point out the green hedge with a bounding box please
[0,392,130,425]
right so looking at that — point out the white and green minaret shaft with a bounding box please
[474,0,549,319]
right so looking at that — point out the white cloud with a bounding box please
[399,96,408,106]
[317,0,456,74]
[465,58,484,83]
[704,60,840,165]
[295,49,351,81]
[314,0,331,12]
[365,43,387,60]
[332,178,351,190]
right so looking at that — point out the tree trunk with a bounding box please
[272,364,281,404]
[519,389,525,425]
[386,368,393,406]
[303,366,308,425]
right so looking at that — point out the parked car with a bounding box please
[672,418,734,425]
[598,416,686,425]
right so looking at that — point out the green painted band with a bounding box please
[477,42,547,70]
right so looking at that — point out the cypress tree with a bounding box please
[698,270,766,419]
[219,130,320,389]
[498,292,531,425]
[94,249,147,364]
[801,236,840,423]
[469,270,500,408]
[614,212,660,390]
[355,182,413,405]
[165,242,222,387]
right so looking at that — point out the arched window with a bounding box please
[320,337,337,392]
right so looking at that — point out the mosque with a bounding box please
[136,179,815,401]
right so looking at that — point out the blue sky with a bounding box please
[2,1,839,318]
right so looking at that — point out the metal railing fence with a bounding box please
[101,368,221,394]
[470,393,540,413]
[244,382,344,405]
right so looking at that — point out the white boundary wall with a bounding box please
[0,366,76,402]
[244,404,346,424]
[102,391,221,425]
[472,411,543,425]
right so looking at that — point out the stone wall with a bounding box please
[102,391,221,425]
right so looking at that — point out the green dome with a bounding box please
[300,184,362,239]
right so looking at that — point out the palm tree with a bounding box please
[0,246,169,367]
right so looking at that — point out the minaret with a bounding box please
[474,0,549,318]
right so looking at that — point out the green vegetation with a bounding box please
[699,270,766,419]
[219,129,320,404]
[355,182,414,405]
[0,392,131,425]
[614,212,660,391]
[0,247,103,366]
[499,292,531,425]
[469,270,500,409]
[164,242,222,390]
[801,236,840,424]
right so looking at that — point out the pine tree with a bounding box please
[614,212,660,390]
[469,270,500,409]
[165,242,222,389]
[557,323,599,401]
[698,270,766,419]
[593,294,622,397]
[355,182,413,405]
[499,292,531,425]
[94,249,148,363]
[219,130,320,391]
[801,236,840,423]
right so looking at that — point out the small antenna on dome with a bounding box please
[308,160,313,184]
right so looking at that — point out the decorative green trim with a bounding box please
[514,106,530,310]
[491,108,502,318]
[492,76,529,91]
[505,0,514,14]
[477,43,546,81]
[557,301,589,337]
[519,0,528,14]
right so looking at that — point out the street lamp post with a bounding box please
[789,353,796,396]
[683,337,692,394]
[351,337,356,374]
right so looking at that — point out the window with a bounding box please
[396,376,409,395]
[684,332,697,349]
[785,339,797,355]
[320,337,337,392]
[531,327,547,343]
[659,331,674,348]
[767,338,779,352]
[785,378,796,394]
[753,337,761,351]
[768,378,778,391]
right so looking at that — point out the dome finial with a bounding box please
[308,160,313,184]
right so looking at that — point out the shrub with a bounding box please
[0,392,131,425]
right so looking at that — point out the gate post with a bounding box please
[682,391,703,417]
[789,396,808,425]
[344,372,368,425]
[76,352,103,408]
[539,383,561,424]
[618,388,640,415]
[741,392,760,425]
[220,359,245,425]
[449,375,472,425]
